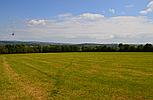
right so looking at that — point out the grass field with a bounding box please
[0,52,153,100]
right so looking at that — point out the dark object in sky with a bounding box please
[11,33,15,36]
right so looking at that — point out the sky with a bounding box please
[0,0,153,43]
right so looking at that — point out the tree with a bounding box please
[143,44,153,52]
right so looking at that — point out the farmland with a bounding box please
[0,52,153,100]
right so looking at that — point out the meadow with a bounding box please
[0,52,153,100]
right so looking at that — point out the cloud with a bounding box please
[79,13,104,20]
[57,13,73,18]
[109,8,116,14]
[125,4,134,8]
[28,19,47,25]
[5,13,153,43]
[140,0,153,14]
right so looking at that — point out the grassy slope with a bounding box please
[0,52,153,100]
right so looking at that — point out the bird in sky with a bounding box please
[11,33,15,36]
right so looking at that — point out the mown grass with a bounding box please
[0,52,153,100]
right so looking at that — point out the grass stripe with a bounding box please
[2,57,48,100]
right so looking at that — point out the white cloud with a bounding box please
[79,13,104,20]
[140,0,153,14]
[28,19,47,25]
[6,13,153,43]
[125,4,134,8]
[109,8,116,14]
[57,13,73,18]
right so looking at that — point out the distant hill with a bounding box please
[0,41,70,46]
[76,43,118,48]
[0,41,138,48]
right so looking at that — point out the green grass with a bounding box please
[0,52,153,100]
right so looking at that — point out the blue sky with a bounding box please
[0,0,151,19]
[0,0,153,43]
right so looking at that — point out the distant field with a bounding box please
[0,52,153,100]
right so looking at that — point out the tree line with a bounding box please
[0,43,153,54]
